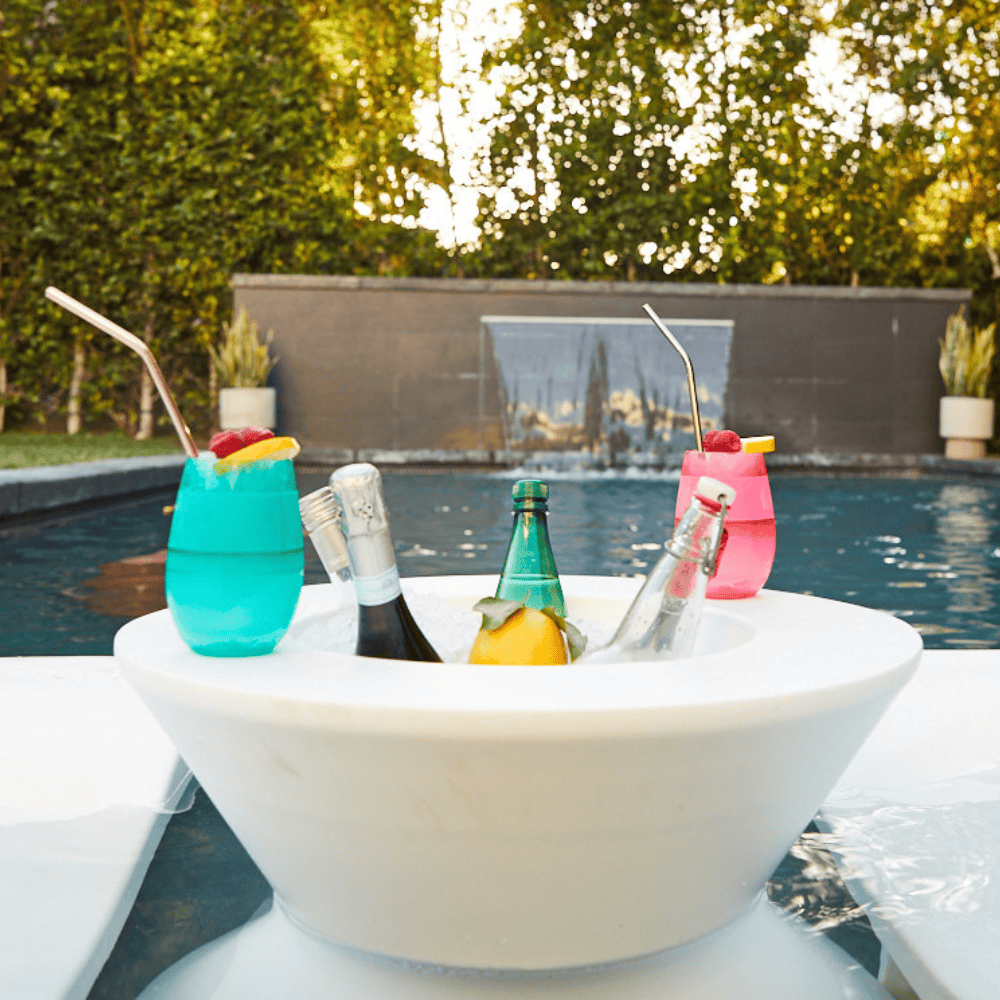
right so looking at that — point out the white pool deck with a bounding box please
[0,648,996,1000]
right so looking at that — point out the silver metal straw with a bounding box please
[642,303,704,452]
[44,286,199,459]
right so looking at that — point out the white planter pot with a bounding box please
[939,396,994,459]
[219,387,276,431]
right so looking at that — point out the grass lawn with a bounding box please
[0,431,185,469]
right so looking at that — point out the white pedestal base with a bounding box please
[138,897,890,1000]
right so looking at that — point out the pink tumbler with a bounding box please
[674,449,775,599]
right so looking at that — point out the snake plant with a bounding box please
[939,307,996,398]
[209,308,276,389]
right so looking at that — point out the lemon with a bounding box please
[469,605,569,665]
[741,435,775,453]
[214,435,301,473]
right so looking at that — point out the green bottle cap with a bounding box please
[512,479,548,502]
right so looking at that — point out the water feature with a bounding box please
[484,316,732,464]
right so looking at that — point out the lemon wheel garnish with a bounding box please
[741,435,775,453]
[214,436,300,473]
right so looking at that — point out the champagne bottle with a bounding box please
[330,463,441,662]
[495,479,566,616]
[299,486,354,607]
[584,476,736,663]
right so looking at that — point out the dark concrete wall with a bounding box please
[232,275,970,457]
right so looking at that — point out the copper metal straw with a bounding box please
[642,302,703,452]
[44,286,199,459]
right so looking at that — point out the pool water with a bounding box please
[0,494,175,657]
[4,467,995,996]
[2,471,999,655]
[376,470,1000,648]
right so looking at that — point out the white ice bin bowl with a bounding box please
[115,576,920,972]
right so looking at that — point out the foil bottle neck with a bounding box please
[330,463,399,589]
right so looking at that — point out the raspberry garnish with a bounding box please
[208,427,274,458]
[703,430,741,453]
[238,427,274,448]
[208,430,243,458]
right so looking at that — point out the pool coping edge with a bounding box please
[3,450,1000,520]
[0,455,187,518]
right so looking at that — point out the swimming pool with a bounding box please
[4,469,996,656]
[5,467,995,997]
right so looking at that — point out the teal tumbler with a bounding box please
[165,455,304,656]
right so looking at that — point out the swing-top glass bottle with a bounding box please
[584,476,736,662]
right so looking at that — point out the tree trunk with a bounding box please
[208,353,218,432]
[136,316,156,440]
[432,1,459,251]
[986,242,1000,281]
[67,339,86,435]
[136,365,154,440]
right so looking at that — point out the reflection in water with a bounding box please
[78,549,168,618]
[770,797,1000,980]
[821,800,1000,924]
[770,475,1000,649]
[934,484,995,618]
[774,831,867,930]
[0,493,173,657]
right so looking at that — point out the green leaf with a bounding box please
[539,606,588,662]
[472,596,525,632]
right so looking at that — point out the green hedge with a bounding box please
[0,0,446,435]
[4,0,998,440]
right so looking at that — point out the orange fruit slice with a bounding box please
[469,605,569,665]
[213,435,300,473]
[741,435,775,453]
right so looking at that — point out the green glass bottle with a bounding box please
[495,479,566,616]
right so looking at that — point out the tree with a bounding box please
[305,0,454,274]
[0,0,448,434]
[0,0,110,430]
[100,0,353,436]
[469,0,977,294]
[835,0,1000,322]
